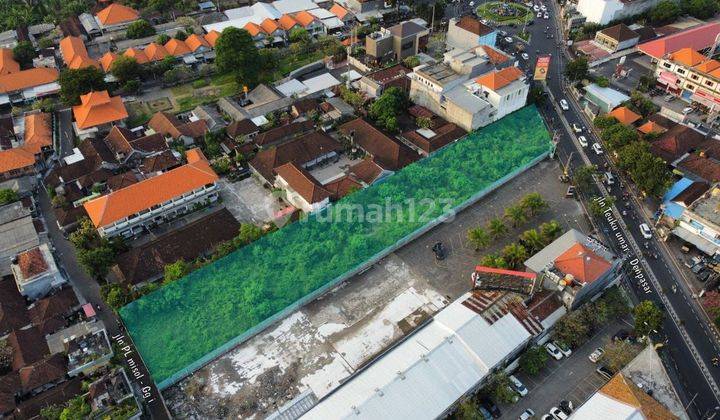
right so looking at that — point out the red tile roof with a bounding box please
[99,51,118,72]
[18,353,67,393]
[274,161,333,204]
[554,243,612,283]
[204,30,221,47]
[144,42,168,61]
[185,34,210,52]
[649,124,706,162]
[330,4,349,19]
[164,38,191,56]
[250,131,342,181]
[339,118,419,171]
[455,16,494,36]
[348,158,384,184]
[16,247,48,279]
[609,106,641,125]
[72,90,128,130]
[0,112,52,174]
[480,45,511,65]
[669,47,706,67]
[59,36,99,70]
[638,22,720,59]
[95,3,140,26]
[278,14,300,31]
[0,48,19,75]
[475,66,524,91]
[0,68,58,93]
[637,121,666,135]
[294,11,318,28]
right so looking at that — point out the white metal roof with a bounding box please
[302,73,341,95]
[569,393,644,420]
[302,293,531,420]
[309,8,334,19]
[273,0,317,14]
[321,17,345,30]
[277,79,308,97]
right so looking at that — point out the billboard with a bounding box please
[534,56,551,81]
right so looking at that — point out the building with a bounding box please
[401,105,467,154]
[46,320,112,377]
[0,201,40,277]
[59,36,99,70]
[82,149,219,238]
[339,118,419,170]
[95,3,140,31]
[524,229,623,309]
[88,369,140,418]
[71,91,128,138]
[662,183,720,256]
[608,106,641,126]
[583,84,630,113]
[0,112,53,180]
[638,22,720,61]
[274,162,333,212]
[365,20,429,62]
[0,68,59,107]
[594,24,640,53]
[653,47,720,109]
[11,244,64,300]
[648,124,706,164]
[358,64,411,98]
[447,16,497,51]
[467,66,529,122]
[147,111,208,145]
[576,0,661,25]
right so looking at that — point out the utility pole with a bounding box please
[431,3,436,33]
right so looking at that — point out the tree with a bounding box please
[519,228,545,253]
[0,188,18,205]
[289,27,310,44]
[237,223,263,246]
[369,87,407,130]
[164,260,192,284]
[58,395,91,420]
[488,217,508,239]
[573,165,596,193]
[595,76,610,87]
[126,19,156,39]
[456,399,483,420]
[110,55,143,83]
[487,372,516,404]
[156,33,171,45]
[519,346,548,375]
[565,57,589,81]
[600,123,638,151]
[681,0,719,19]
[174,29,188,41]
[554,310,590,347]
[215,27,261,88]
[593,115,619,130]
[12,40,36,68]
[76,246,115,279]
[339,85,363,108]
[649,0,682,25]
[627,91,658,117]
[502,243,528,269]
[617,142,672,198]
[416,116,433,129]
[68,217,99,250]
[101,284,131,310]
[634,300,663,337]
[38,37,54,49]
[504,204,528,227]
[403,55,420,68]
[520,192,547,217]
[467,227,490,251]
[589,195,615,217]
[602,339,638,372]
[539,220,562,244]
[480,254,508,268]
[58,66,107,105]
[32,97,55,112]
[0,339,12,373]
[528,86,545,105]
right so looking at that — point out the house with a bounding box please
[524,229,622,309]
[46,320,112,377]
[339,118,419,171]
[291,98,319,118]
[27,287,80,336]
[191,105,227,132]
[0,48,19,75]
[648,124,706,164]
[294,11,324,36]
[0,276,30,336]
[88,369,140,418]
[79,12,101,38]
[82,149,219,238]
[0,68,60,107]
[662,183,720,256]
[95,3,140,31]
[0,112,53,181]
[401,106,467,154]
[147,111,208,145]
[583,84,630,113]
[112,208,239,286]
[260,19,285,46]
[122,47,149,65]
[99,52,118,72]
[144,42,169,61]
[447,16,497,51]
[278,14,301,32]
[652,47,720,107]
[244,22,268,47]
[576,0,662,25]
[12,377,83,419]
[608,106,641,126]
[467,66,528,122]
[274,162,333,213]
[71,91,128,137]
[59,36,99,70]
[226,119,259,140]
[366,20,429,62]
[103,125,168,163]
[347,157,390,185]
[254,120,315,147]
[594,24,639,53]
[11,244,64,300]
[0,201,40,277]
[329,4,354,24]
[358,64,410,98]
[637,120,667,136]
[638,22,720,61]
[163,38,192,58]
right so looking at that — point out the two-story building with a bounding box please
[0,112,53,181]
[594,24,639,53]
[576,0,661,25]
[0,68,59,107]
[71,90,128,139]
[11,244,64,300]
[654,47,720,111]
[366,20,429,63]
[82,149,219,238]
[447,16,497,51]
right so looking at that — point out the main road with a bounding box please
[510,1,720,418]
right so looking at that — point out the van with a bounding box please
[592,143,603,155]
[604,172,615,185]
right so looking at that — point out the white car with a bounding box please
[545,342,563,360]
[544,12,549,19]
[537,11,542,18]
[505,36,514,43]
[522,52,530,60]
[589,347,604,363]
[578,135,588,147]
[520,409,536,420]
[559,99,569,110]
[533,5,540,11]
[683,107,694,114]
[510,375,528,396]
[541,4,547,11]
[592,143,603,155]
[554,341,572,357]
[640,223,653,239]
[550,407,569,420]
[572,123,582,133]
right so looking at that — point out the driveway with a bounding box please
[55,108,75,159]
[217,176,284,225]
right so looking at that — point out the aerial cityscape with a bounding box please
[0,0,720,419]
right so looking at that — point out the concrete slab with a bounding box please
[217,177,283,225]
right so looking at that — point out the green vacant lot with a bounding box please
[120,106,553,388]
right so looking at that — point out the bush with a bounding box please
[126,20,156,39]
[519,346,548,375]
[192,79,209,89]
[0,189,18,205]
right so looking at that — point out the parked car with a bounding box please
[519,409,536,420]
[554,341,572,357]
[691,262,705,274]
[664,94,675,102]
[533,5,540,11]
[432,242,446,260]
[639,223,653,239]
[544,12,549,19]
[559,99,569,110]
[545,342,563,360]
[565,185,576,198]
[537,11,542,18]
[541,415,554,420]
[479,406,494,420]
[577,135,588,147]
[698,270,712,282]
[683,107,693,114]
[550,406,568,420]
[510,375,528,396]
[589,347,604,362]
[505,36,514,43]
[596,365,614,380]
[592,143,603,155]
[559,400,574,415]
[572,123,582,133]
[499,30,508,36]
[541,4,547,11]
[480,398,501,418]
[522,52,530,60]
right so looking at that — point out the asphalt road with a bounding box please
[55,108,75,159]
[517,1,720,418]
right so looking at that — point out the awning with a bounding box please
[691,89,720,109]
[82,303,96,318]
[658,71,680,88]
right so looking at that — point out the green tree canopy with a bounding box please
[111,55,143,83]
[573,165,596,192]
[126,19,156,39]
[58,66,107,105]
[467,227,490,251]
[174,30,188,41]
[156,33,171,45]
[565,57,589,81]
[681,0,719,19]
[289,27,310,43]
[215,27,261,88]
[634,300,663,336]
[593,115,619,130]
[164,260,193,284]
[519,345,548,375]
[617,141,672,197]
[649,0,682,25]
[0,189,18,205]
[369,87,407,131]
[600,123,638,151]
[12,40,36,68]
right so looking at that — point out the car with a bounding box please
[521,52,529,60]
[589,347,604,363]
[571,123,582,133]
[533,5,540,11]
[596,365,614,380]
[505,36,514,43]
[554,341,572,357]
[537,11,542,18]
[544,12,549,19]
[432,242,446,260]
[479,406,494,419]
[559,99,569,110]
[519,409,536,420]
[541,4,547,11]
[683,107,694,114]
[698,270,712,282]
[691,262,705,274]
[604,172,615,185]
[545,342,563,360]
[565,185,576,198]
[542,415,554,420]
[577,135,588,147]
[509,375,528,396]
[639,223,653,239]
[664,94,675,102]
[592,143,603,155]
[550,406,568,420]
[480,398,501,418]
[559,400,574,414]
[499,30,507,36]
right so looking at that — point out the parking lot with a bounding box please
[501,316,634,419]
[217,176,284,225]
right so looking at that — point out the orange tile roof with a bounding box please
[0,68,58,93]
[609,106,641,125]
[693,59,720,74]
[554,243,612,283]
[0,112,51,174]
[274,161,332,204]
[330,4,349,19]
[59,36,99,70]
[600,373,677,419]
[95,3,140,26]
[72,90,128,130]
[278,14,299,31]
[185,148,207,164]
[294,11,317,28]
[0,48,19,75]
[0,148,35,173]
[163,38,191,56]
[99,52,118,72]
[244,22,266,37]
[261,18,280,34]
[480,45,510,65]
[185,33,210,52]
[670,47,706,67]
[16,247,49,278]
[83,149,218,227]
[123,47,149,64]
[144,43,168,61]
[638,120,667,135]
[204,30,221,47]
[474,66,524,91]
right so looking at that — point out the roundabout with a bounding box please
[476,1,533,25]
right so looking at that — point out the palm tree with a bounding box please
[488,217,508,239]
[480,254,508,269]
[540,220,563,244]
[505,205,528,228]
[519,229,544,253]
[467,227,490,251]
[521,193,548,217]
[502,243,528,269]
